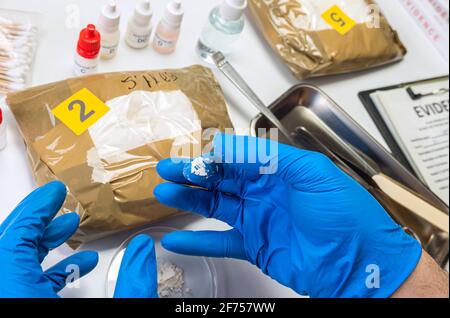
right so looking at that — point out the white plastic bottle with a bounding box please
[125,0,153,49]
[73,24,101,76]
[197,0,247,63]
[0,108,6,151]
[98,2,121,59]
[152,0,184,54]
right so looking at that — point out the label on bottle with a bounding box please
[126,29,152,48]
[101,43,119,58]
[73,55,99,76]
[153,33,176,49]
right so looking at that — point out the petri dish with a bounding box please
[105,226,218,298]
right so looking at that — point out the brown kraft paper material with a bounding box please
[7,65,233,247]
[248,0,407,79]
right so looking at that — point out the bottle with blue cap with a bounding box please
[197,0,247,63]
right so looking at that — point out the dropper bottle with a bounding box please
[125,0,153,49]
[98,2,121,59]
[73,24,101,76]
[152,0,184,54]
[197,0,247,63]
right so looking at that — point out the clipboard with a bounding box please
[359,75,449,177]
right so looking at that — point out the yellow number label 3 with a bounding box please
[52,88,110,136]
[321,5,357,35]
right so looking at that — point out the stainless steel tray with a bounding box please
[250,84,449,267]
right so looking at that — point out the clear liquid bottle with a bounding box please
[197,0,247,64]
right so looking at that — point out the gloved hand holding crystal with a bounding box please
[155,134,422,298]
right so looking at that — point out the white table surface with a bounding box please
[0,0,448,298]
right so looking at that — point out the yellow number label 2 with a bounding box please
[321,5,357,35]
[52,88,110,136]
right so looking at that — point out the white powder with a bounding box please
[158,260,185,298]
[191,157,213,177]
[87,90,201,184]
[90,90,200,158]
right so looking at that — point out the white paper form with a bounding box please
[370,79,449,205]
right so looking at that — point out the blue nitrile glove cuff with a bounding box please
[315,226,423,298]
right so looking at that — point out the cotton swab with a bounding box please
[0,11,38,94]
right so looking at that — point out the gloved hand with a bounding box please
[113,234,158,298]
[0,181,98,298]
[0,181,158,298]
[154,134,422,298]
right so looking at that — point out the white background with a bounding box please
[0,0,448,298]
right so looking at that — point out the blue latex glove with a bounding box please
[155,134,422,298]
[113,234,158,298]
[0,181,98,298]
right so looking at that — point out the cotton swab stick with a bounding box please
[0,81,24,92]
[0,65,29,77]
[0,70,26,80]
[0,11,38,94]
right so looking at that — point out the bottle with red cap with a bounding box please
[0,107,6,151]
[73,24,101,76]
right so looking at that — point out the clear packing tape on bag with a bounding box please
[248,0,407,79]
[88,90,202,184]
[6,66,233,248]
